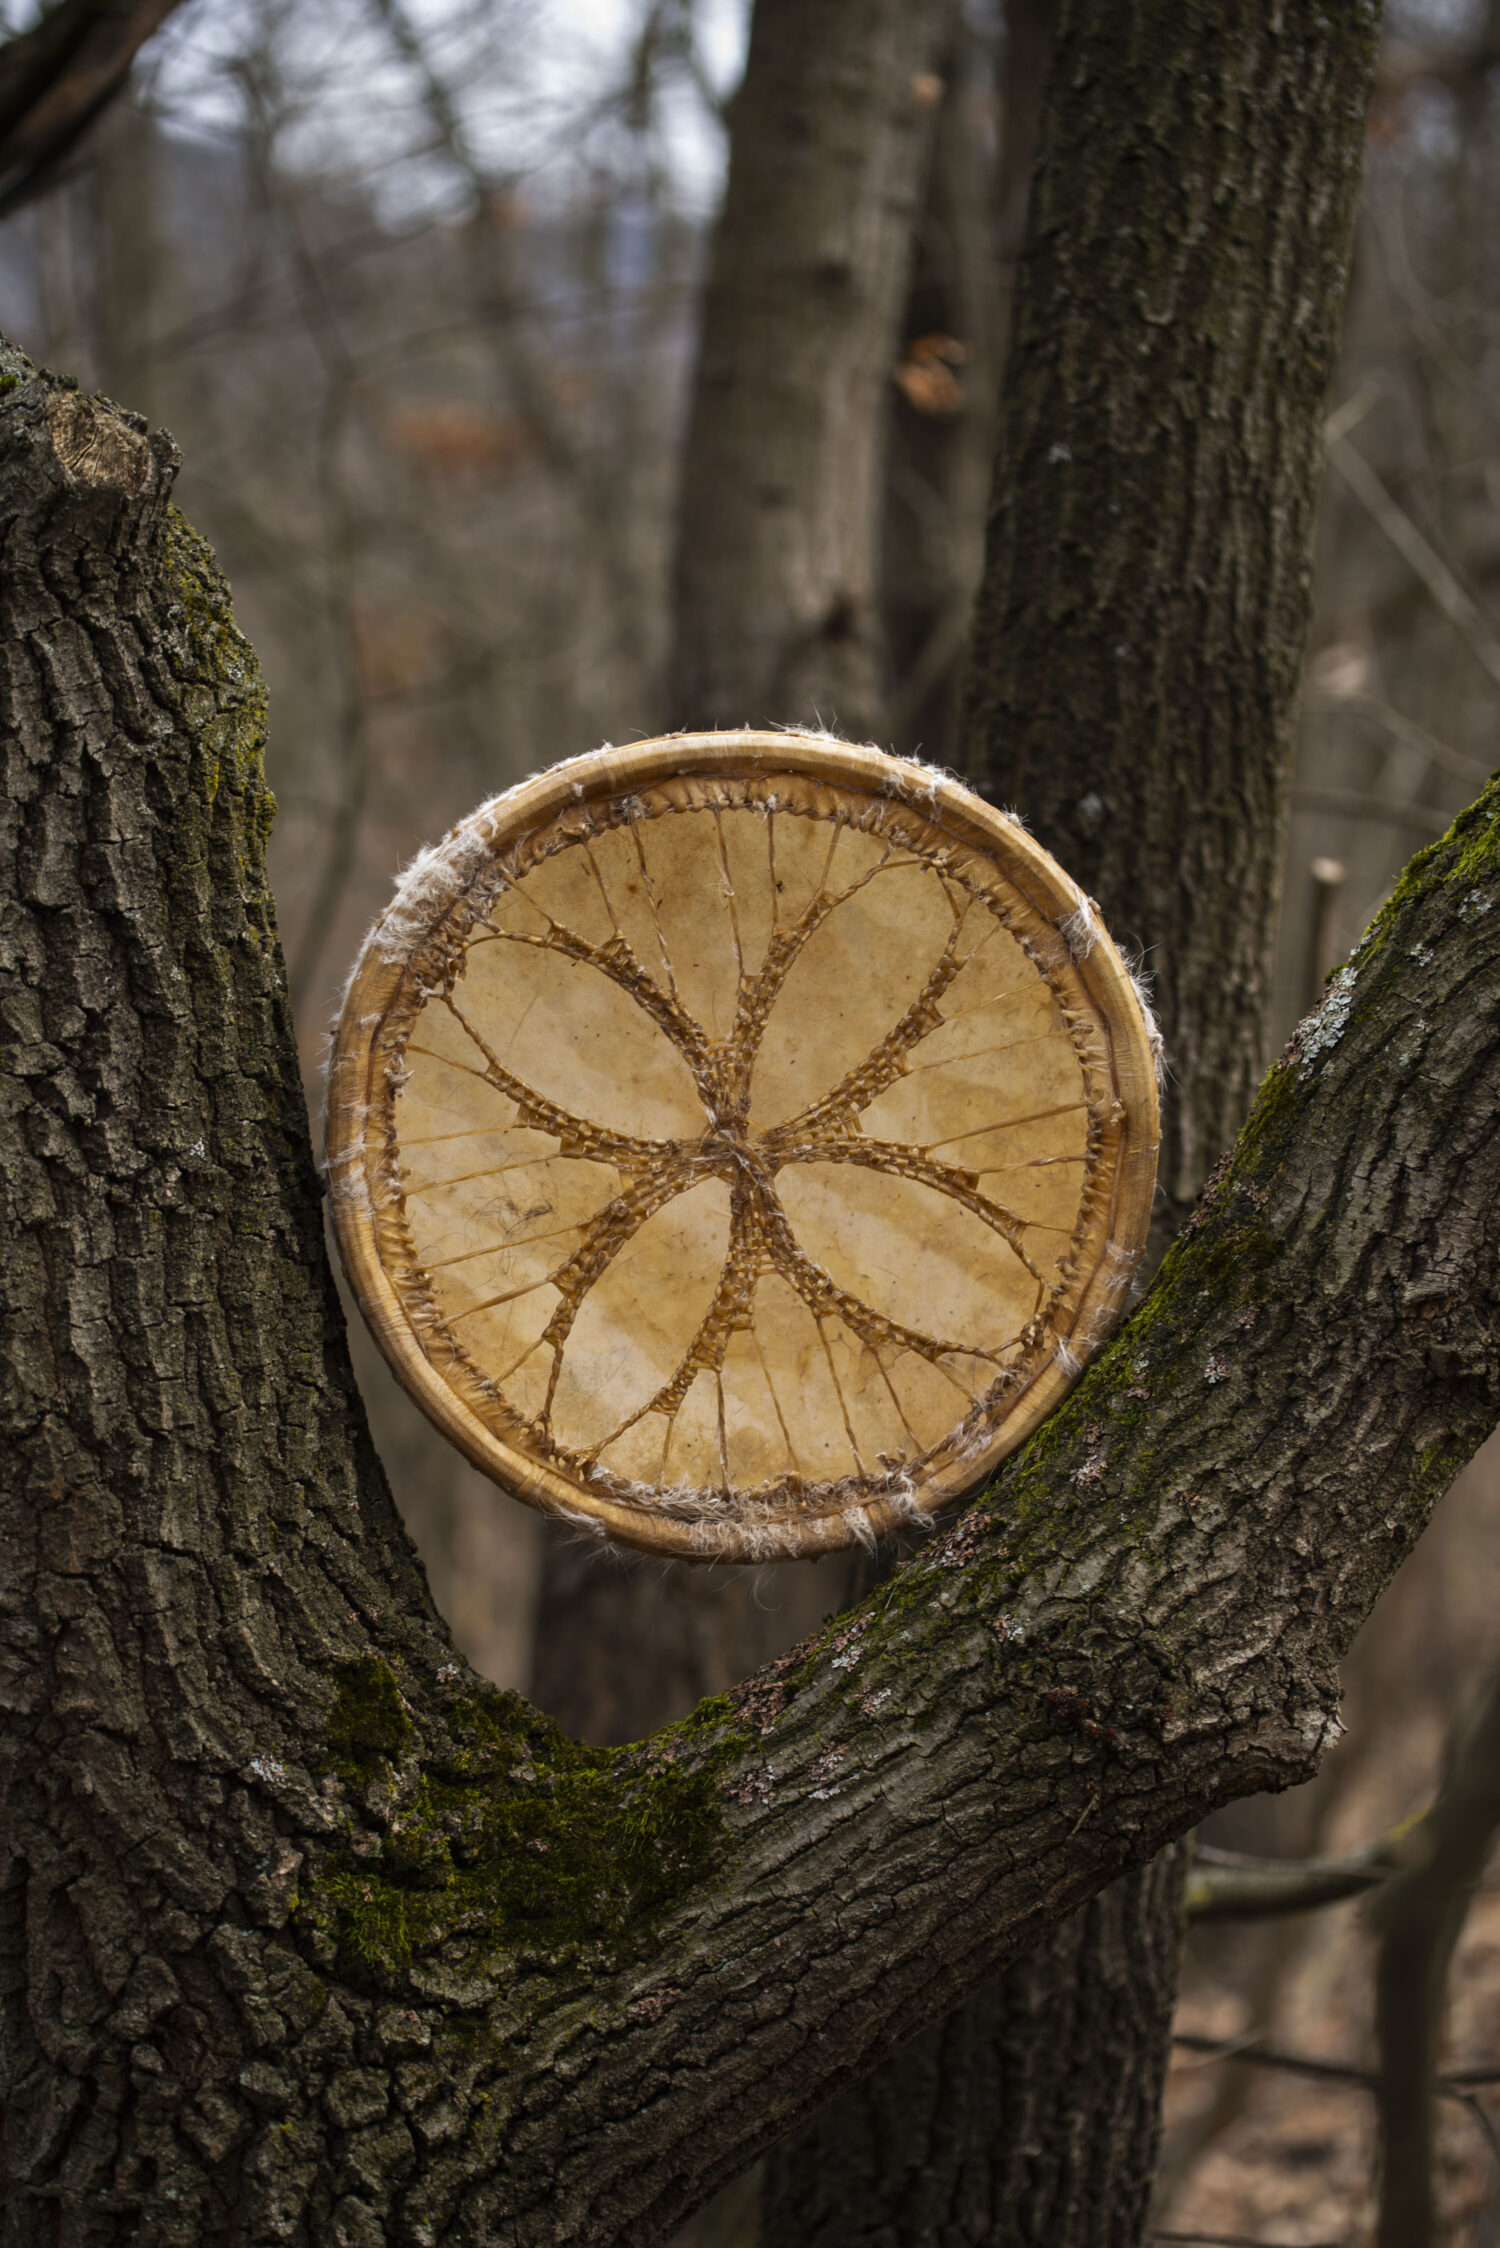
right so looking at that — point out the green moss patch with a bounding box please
[327,1657,417,1775]
[308,1671,745,1986]
[1353,774,1500,973]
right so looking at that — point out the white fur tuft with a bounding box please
[1059,895,1099,963]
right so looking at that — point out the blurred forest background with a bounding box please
[3,0,1500,2240]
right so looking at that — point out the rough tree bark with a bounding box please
[761,6,1380,2242]
[965,0,1381,1246]
[760,1841,1187,2247]
[0,328,1493,2248]
[5,335,1500,2247]
[665,0,955,740]
[879,13,1006,773]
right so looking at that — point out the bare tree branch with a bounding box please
[1305,687,1493,788]
[1328,431,1500,698]
[1186,1838,1396,1921]
[367,0,661,698]
[1175,2034,1500,2107]
[1154,2232,1348,2248]
[1291,785,1454,838]
[0,0,183,214]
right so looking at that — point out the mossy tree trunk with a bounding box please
[4,327,1499,2248]
[0,352,452,2244]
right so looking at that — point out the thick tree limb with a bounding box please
[2,343,1500,2243]
[0,0,183,215]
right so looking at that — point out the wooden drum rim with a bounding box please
[325,730,1161,1561]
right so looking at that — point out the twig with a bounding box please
[1291,785,1451,838]
[1154,2234,1347,2248]
[1305,686,1491,786]
[1186,1835,1395,1921]
[1173,2032,1378,2088]
[368,0,655,684]
[1175,2032,1500,2095]
[1327,434,1500,696]
[1171,2030,1500,2203]
[1453,2088,1500,2173]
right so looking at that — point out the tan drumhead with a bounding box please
[325,731,1160,1561]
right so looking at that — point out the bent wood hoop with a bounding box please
[325,731,1160,1561]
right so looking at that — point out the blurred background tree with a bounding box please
[4,0,1500,2240]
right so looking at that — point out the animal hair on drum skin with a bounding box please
[881,1473,926,1528]
[833,1504,876,1554]
[1092,1241,1143,1307]
[770,720,882,754]
[584,1456,942,1541]
[324,1096,375,1219]
[950,1405,1000,1470]
[1121,953,1167,1091]
[689,1516,805,1563]
[552,1502,610,1545]
[356,737,625,981]
[1059,896,1100,963]
[1069,1294,1124,1361]
[764,727,1018,837]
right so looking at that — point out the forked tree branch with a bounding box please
[2,345,1500,2242]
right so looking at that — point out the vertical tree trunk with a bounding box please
[880,15,1005,770]
[666,0,955,739]
[964,0,1379,1243]
[529,0,956,1754]
[761,1843,1188,2247]
[763,5,1380,2244]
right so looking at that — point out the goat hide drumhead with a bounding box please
[325,731,1161,1561]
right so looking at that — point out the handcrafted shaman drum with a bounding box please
[326,732,1160,1560]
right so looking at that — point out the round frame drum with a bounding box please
[326,731,1160,1560]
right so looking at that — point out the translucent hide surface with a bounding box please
[327,736,1159,1559]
